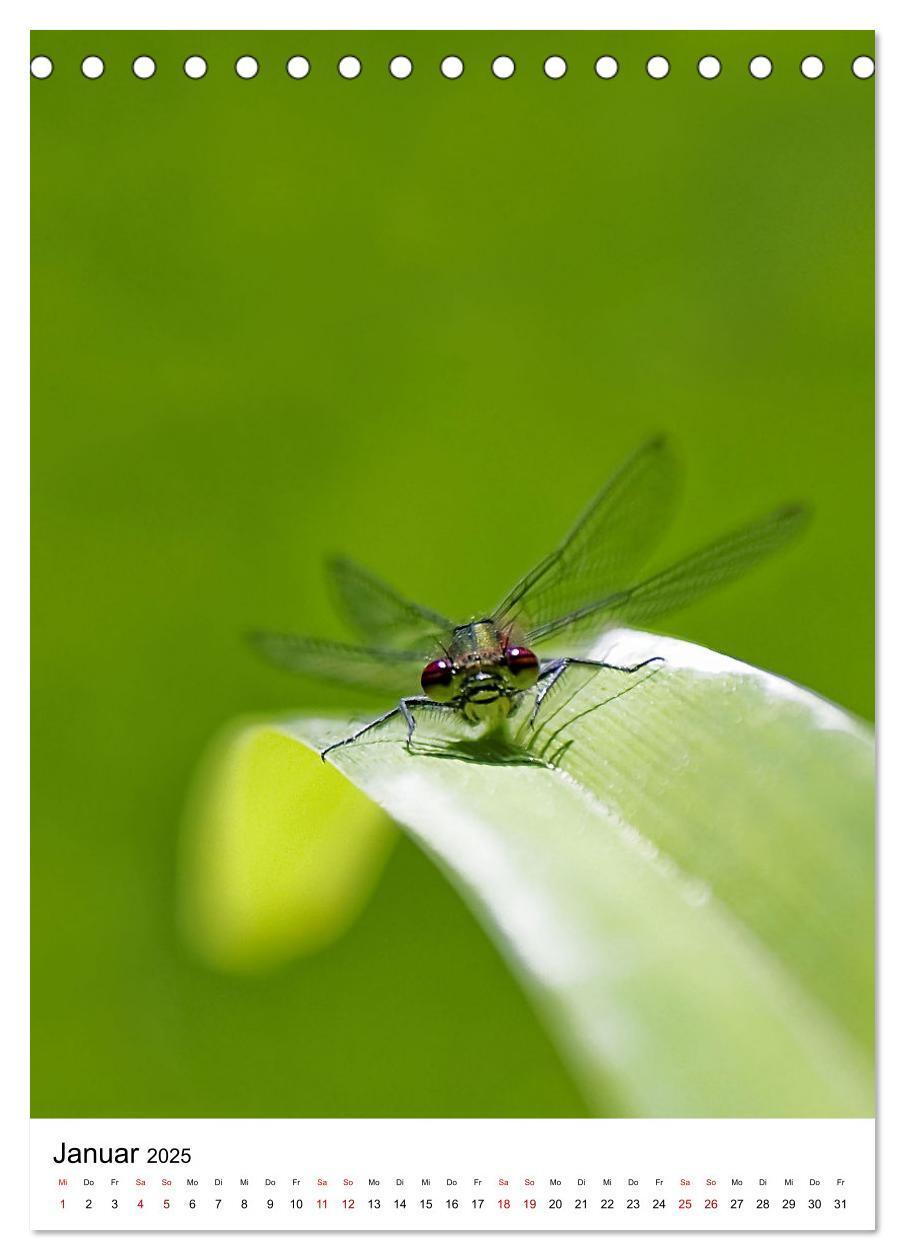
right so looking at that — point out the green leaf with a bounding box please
[183,630,873,1117]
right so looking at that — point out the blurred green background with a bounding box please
[31,30,873,1117]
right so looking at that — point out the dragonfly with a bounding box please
[250,436,808,759]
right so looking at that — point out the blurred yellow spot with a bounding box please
[180,722,397,972]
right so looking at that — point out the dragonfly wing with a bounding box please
[249,631,425,695]
[493,435,680,635]
[328,555,454,652]
[527,503,809,648]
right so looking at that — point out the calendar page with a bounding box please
[29,26,875,1234]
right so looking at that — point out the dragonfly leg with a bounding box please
[530,655,664,725]
[398,696,438,749]
[321,697,448,759]
[529,660,569,726]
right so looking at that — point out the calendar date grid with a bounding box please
[52,1169,853,1220]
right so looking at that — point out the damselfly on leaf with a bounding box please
[250,437,808,757]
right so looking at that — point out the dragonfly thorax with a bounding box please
[449,619,503,662]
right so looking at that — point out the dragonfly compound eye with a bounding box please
[421,657,457,701]
[504,645,539,689]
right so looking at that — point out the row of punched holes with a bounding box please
[31,53,877,82]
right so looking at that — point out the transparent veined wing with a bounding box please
[249,631,426,695]
[492,435,680,635]
[525,503,809,649]
[328,555,454,652]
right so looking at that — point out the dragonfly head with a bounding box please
[421,641,539,702]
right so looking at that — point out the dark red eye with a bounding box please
[505,645,539,688]
[421,658,456,699]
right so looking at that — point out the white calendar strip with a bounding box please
[30,1117,875,1231]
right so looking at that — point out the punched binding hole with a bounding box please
[81,56,104,79]
[440,55,464,79]
[646,55,670,79]
[852,55,875,79]
[595,56,619,79]
[286,56,310,79]
[389,56,413,79]
[749,55,773,79]
[800,56,824,79]
[338,56,361,79]
[698,56,721,79]
[492,56,516,79]
[544,56,567,80]
[132,56,156,79]
[235,56,259,79]
[184,56,207,79]
[30,55,53,79]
